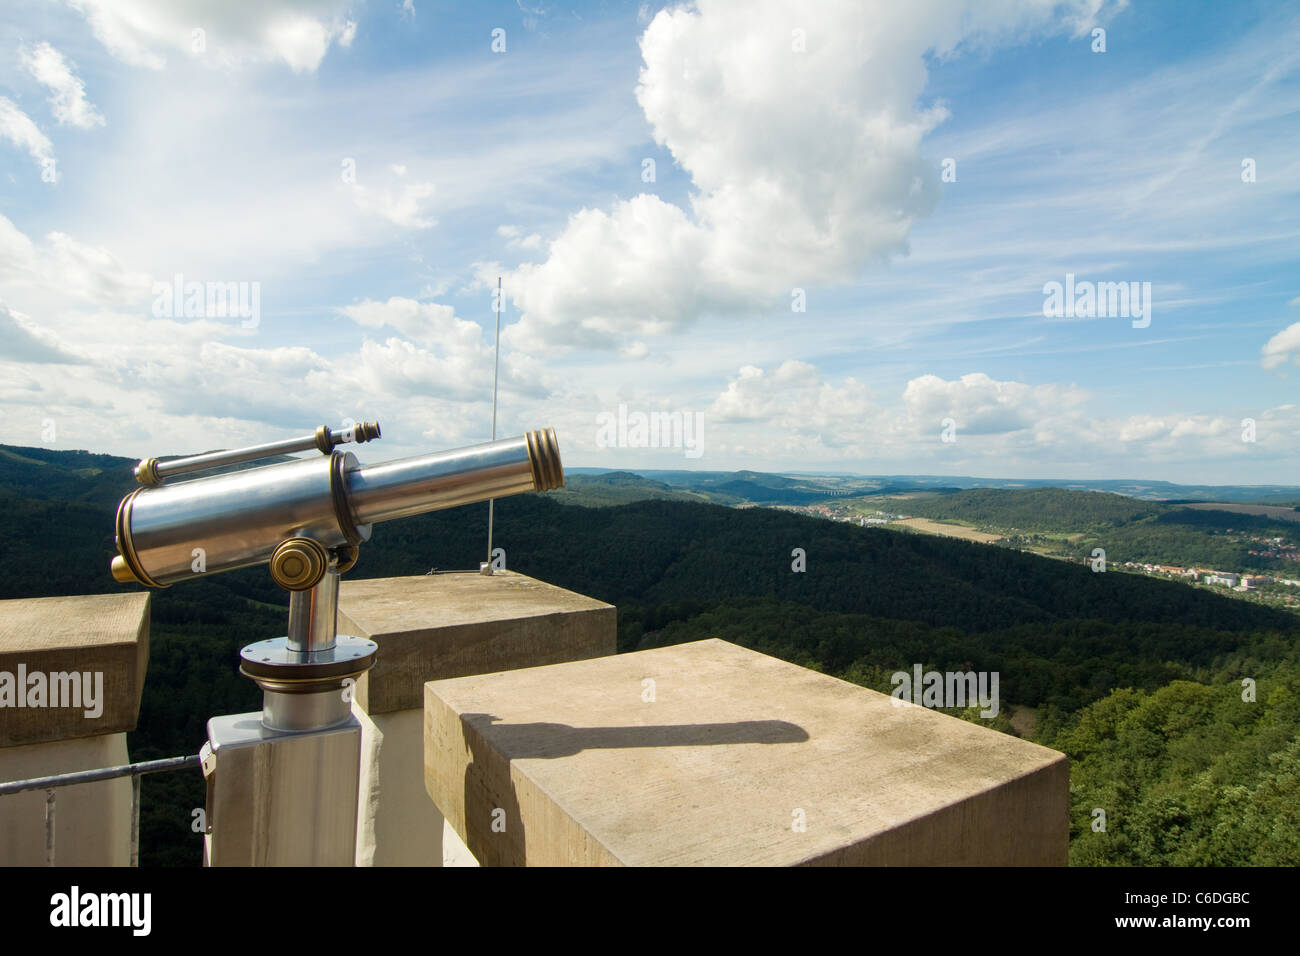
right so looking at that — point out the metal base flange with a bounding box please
[239,635,377,732]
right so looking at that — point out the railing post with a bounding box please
[130,774,141,868]
[44,789,55,867]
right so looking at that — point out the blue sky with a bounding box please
[0,0,1297,484]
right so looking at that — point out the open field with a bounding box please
[891,517,1004,543]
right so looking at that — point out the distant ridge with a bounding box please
[564,465,1300,506]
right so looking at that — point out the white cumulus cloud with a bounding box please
[710,360,876,453]
[501,0,1121,352]
[902,372,1088,437]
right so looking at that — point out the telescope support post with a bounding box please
[287,566,340,655]
[205,566,374,866]
[239,565,376,734]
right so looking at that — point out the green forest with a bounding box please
[1,445,1297,866]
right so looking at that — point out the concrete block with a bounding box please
[425,639,1068,866]
[339,571,616,715]
[340,571,616,866]
[0,593,150,748]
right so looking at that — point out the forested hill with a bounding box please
[0,444,134,508]
[546,470,712,507]
[370,495,1294,636]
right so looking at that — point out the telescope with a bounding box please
[111,421,563,731]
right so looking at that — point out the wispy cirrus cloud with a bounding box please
[18,41,105,128]
[58,0,358,72]
[0,97,54,172]
[1261,321,1300,370]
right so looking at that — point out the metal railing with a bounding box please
[0,754,202,866]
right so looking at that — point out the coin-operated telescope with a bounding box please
[111,422,563,732]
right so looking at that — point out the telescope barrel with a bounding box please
[112,428,563,588]
[349,430,561,525]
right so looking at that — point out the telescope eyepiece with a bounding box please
[314,421,381,454]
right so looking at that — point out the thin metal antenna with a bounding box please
[485,276,502,572]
